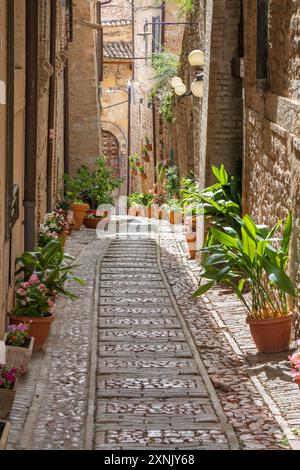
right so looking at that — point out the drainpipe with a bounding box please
[64,59,70,175]
[46,0,57,212]
[127,82,132,196]
[152,98,157,186]
[24,0,38,251]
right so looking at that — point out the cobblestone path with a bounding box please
[94,236,239,450]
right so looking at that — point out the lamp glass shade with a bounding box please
[171,76,183,88]
[188,50,204,67]
[191,80,204,98]
[174,83,187,96]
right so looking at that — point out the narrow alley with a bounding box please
[1,0,300,457]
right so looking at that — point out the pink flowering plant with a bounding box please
[0,365,17,389]
[39,209,70,246]
[5,323,31,347]
[289,351,300,384]
[13,273,54,318]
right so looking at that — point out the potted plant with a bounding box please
[0,365,17,419]
[144,136,153,152]
[4,323,34,374]
[128,153,139,176]
[289,349,300,389]
[63,174,89,230]
[162,198,182,225]
[142,148,150,163]
[0,420,11,450]
[152,190,166,219]
[39,208,71,247]
[138,166,147,179]
[193,213,296,353]
[8,273,55,351]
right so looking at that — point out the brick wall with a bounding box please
[69,0,102,174]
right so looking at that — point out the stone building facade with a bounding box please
[0,0,71,336]
[101,0,133,198]
[68,0,102,174]
[130,0,185,194]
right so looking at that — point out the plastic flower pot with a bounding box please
[246,313,294,353]
[4,334,35,374]
[186,232,196,259]
[0,381,17,419]
[0,421,11,450]
[70,203,89,230]
[8,313,55,351]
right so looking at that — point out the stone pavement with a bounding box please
[5,216,299,450]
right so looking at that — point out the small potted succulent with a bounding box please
[144,136,153,152]
[142,148,150,163]
[0,420,11,450]
[4,323,34,374]
[138,165,147,179]
[9,273,55,351]
[0,365,17,419]
[129,153,139,176]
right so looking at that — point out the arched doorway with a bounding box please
[101,129,120,178]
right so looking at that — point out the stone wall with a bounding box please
[243,0,300,311]
[69,0,102,174]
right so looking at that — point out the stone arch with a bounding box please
[101,121,128,197]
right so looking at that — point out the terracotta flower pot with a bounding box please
[83,216,103,229]
[0,382,17,419]
[147,207,152,218]
[246,313,294,353]
[295,378,300,389]
[128,207,138,216]
[0,420,11,450]
[186,232,196,259]
[169,211,175,225]
[142,155,150,163]
[70,203,89,230]
[140,172,147,179]
[8,313,55,351]
[4,334,35,374]
[145,143,152,152]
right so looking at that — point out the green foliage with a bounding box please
[165,165,180,200]
[64,156,122,209]
[193,213,296,320]
[15,240,85,301]
[156,161,169,184]
[128,192,153,208]
[150,51,179,124]
[128,152,140,170]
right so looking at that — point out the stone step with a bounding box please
[100,288,169,297]
[99,297,172,306]
[100,280,165,288]
[99,306,177,316]
[98,358,198,375]
[101,272,162,280]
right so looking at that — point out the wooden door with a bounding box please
[101,130,120,178]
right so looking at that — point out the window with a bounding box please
[152,16,161,55]
[256,0,269,79]
[66,0,73,42]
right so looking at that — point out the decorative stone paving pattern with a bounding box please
[100,296,172,305]
[96,398,214,416]
[101,267,160,273]
[99,329,184,340]
[100,288,168,296]
[104,429,227,446]
[98,376,207,391]
[101,273,162,280]
[100,280,165,288]
[99,317,180,328]
[100,306,176,316]
[98,342,192,356]
[98,358,197,370]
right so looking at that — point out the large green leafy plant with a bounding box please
[64,156,122,209]
[193,213,296,320]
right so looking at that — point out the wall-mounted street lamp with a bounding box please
[171,49,204,98]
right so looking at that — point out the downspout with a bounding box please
[127,82,131,196]
[24,0,38,251]
[152,98,157,186]
[46,0,57,212]
[64,58,70,175]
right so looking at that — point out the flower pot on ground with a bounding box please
[186,232,196,259]
[147,207,152,218]
[70,202,89,230]
[0,366,17,419]
[4,323,34,374]
[193,213,296,353]
[83,214,104,229]
[0,420,11,450]
[8,313,55,352]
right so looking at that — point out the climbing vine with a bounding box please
[150,51,179,124]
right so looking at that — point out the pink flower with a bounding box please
[28,273,39,285]
[47,299,55,307]
[21,300,27,306]
[17,288,26,296]
[38,283,47,291]
[21,282,29,289]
